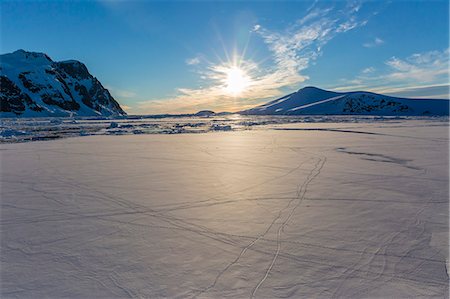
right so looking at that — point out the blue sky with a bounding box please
[2,0,449,114]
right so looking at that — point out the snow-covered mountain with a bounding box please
[1,50,126,117]
[241,86,449,116]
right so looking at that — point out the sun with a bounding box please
[224,66,250,96]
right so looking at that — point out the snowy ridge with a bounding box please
[0,50,126,117]
[289,94,347,111]
[241,86,449,116]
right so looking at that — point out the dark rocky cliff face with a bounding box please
[1,50,126,117]
[0,76,42,114]
[55,60,91,80]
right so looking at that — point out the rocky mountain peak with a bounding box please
[1,50,126,117]
[56,60,90,80]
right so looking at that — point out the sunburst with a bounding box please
[223,66,250,96]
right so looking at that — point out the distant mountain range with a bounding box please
[0,50,126,117]
[241,86,449,116]
[1,50,448,118]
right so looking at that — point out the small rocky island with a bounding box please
[194,110,216,117]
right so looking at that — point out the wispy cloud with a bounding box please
[362,67,375,74]
[186,57,200,65]
[137,1,369,114]
[385,49,449,82]
[120,105,133,112]
[363,37,384,48]
[106,85,137,99]
[332,48,449,98]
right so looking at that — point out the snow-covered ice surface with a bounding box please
[1,114,448,143]
[1,118,449,298]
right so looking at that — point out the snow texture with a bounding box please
[1,118,448,298]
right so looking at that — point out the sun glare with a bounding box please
[224,66,250,96]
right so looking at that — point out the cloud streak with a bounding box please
[332,48,449,98]
[385,49,449,82]
[363,37,384,48]
[137,1,369,114]
[362,67,375,74]
[186,57,200,65]
[106,85,137,99]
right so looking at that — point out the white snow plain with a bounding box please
[1,118,449,298]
